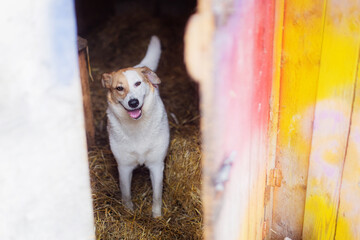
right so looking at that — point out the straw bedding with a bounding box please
[85,8,202,240]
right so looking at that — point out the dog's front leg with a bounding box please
[118,164,135,211]
[147,162,164,218]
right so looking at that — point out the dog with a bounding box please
[101,36,170,217]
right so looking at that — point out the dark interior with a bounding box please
[75,0,197,36]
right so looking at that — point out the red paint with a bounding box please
[215,0,274,166]
[212,0,275,239]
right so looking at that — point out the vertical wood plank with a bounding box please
[264,0,284,238]
[271,0,325,239]
[249,1,275,239]
[335,54,360,240]
[211,0,275,239]
[303,0,360,239]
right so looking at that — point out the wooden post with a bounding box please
[78,37,95,147]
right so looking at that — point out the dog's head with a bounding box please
[101,67,161,120]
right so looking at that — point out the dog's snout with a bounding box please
[128,99,139,108]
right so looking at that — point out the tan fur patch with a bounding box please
[107,69,130,103]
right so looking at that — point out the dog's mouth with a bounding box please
[127,108,142,120]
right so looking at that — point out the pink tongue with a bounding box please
[128,109,142,119]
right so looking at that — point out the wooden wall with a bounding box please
[186,0,360,239]
[271,0,360,239]
[211,0,275,239]
[186,0,275,239]
[270,0,325,238]
[302,0,360,239]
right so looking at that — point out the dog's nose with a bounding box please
[128,99,139,108]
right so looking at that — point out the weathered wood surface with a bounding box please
[303,0,360,239]
[186,0,275,239]
[264,0,284,238]
[249,1,276,239]
[271,0,326,239]
[187,0,360,239]
[191,0,275,239]
[335,60,360,240]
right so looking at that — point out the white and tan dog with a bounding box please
[101,36,169,217]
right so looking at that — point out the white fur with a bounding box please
[106,36,169,217]
[118,70,147,112]
[134,36,161,71]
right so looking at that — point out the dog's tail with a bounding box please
[135,36,161,72]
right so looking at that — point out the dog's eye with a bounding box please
[116,86,124,91]
[135,81,141,87]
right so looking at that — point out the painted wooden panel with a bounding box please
[264,0,284,238]
[212,1,275,239]
[189,0,360,239]
[186,0,275,239]
[335,56,360,240]
[249,1,276,239]
[271,0,325,239]
[302,0,360,239]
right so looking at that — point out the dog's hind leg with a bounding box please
[147,162,164,218]
[118,164,135,211]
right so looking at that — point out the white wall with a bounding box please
[0,0,95,239]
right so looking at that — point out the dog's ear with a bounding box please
[141,67,161,86]
[101,73,113,88]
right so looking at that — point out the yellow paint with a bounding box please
[316,13,360,100]
[271,0,325,238]
[336,215,353,240]
[335,38,360,240]
[305,195,337,240]
[323,150,338,164]
[303,0,360,239]
[305,195,353,240]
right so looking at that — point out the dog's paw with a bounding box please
[152,204,162,218]
[152,210,162,218]
[123,200,134,211]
